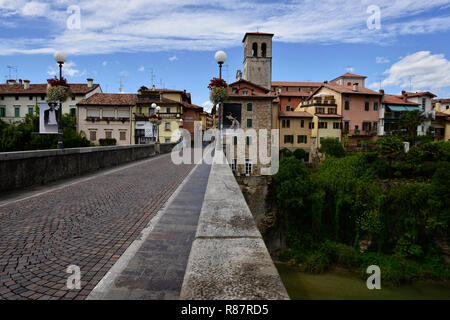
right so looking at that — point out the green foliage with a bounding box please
[280,148,293,158]
[0,113,91,152]
[319,137,345,158]
[99,138,117,146]
[209,87,229,105]
[293,148,307,161]
[398,110,425,145]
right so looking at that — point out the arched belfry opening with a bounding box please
[252,43,258,57]
[261,43,267,57]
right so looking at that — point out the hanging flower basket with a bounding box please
[46,76,70,103]
[208,77,228,106]
[149,114,162,126]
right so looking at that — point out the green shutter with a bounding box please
[247,103,253,111]
[15,107,20,117]
[247,119,252,128]
[305,136,307,144]
[0,107,5,117]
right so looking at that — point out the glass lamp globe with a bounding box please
[214,51,227,64]
[54,51,67,64]
[156,106,161,111]
[151,103,157,108]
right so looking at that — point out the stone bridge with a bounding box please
[0,142,288,300]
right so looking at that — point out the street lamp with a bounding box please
[156,105,161,143]
[54,51,67,149]
[214,50,227,79]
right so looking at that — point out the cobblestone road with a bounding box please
[0,154,195,300]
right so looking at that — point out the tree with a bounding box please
[293,148,307,161]
[319,137,345,158]
[376,136,404,179]
[399,110,425,146]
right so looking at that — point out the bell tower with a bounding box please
[242,32,274,90]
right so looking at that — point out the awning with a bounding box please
[387,105,420,112]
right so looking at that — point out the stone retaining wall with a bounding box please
[0,143,176,192]
[180,148,289,300]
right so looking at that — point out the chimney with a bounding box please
[152,85,156,91]
[23,80,30,90]
[353,83,359,91]
[19,79,22,84]
[324,81,328,84]
[87,78,93,88]
[401,90,407,101]
[379,89,384,95]
[6,79,16,85]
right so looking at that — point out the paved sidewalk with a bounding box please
[89,160,212,300]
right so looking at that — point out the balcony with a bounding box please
[345,129,378,136]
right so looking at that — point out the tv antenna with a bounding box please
[150,69,156,86]
[119,76,124,93]
[7,65,18,80]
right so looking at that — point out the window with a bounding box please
[333,122,340,129]
[422,98,426,109]
[284,135,294,143]
[247,103,253,112]
[0,107,5,117]
[309,122,314,129]
[149,108,154,115]
[344,121,350,132]
[105,130,112,139]
[233,136,238,145]
[28,106,34,115]
[242,91,248,96]
[344,100,350,110]
[231,159,237,172]
[374,102,379,111]
[29,96,33,101]
[362,122,371,132]
[165,138,171,143]
[89,130,97,141]
[286,105,292,111]
[281,119,290,128]
[70,108,76,116]
[118,110,130,118]
[0,95,4,100]
[246,136,251,145]
[317,107,324,114]
[246,118,252,128]
[318,122,327,129]
[72,96,76,101]
[373,122,378,132]
[261,43,267,57]
[120,131,126,141]
[87,109,100,117]
[365,102,370,111]
[165,122,171,130]
[167,107,171,113]
[245,159,252,175]
[300,119,304,128]
[14,106,20,117]
[102,109,115,118]
[41,95,45,100]
[15,96,19,100]
[288,97,291,102]
[252,43,258,57]
[297,135,307,144]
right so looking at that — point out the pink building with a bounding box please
[77,93,136,146]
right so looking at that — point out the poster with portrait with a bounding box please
[222,103,241,130]
[39,102,59,134]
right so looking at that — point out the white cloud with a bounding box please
[375,51,450,92]
[47,61,84,78]
[138,66,145,72]
[1,1,450,55]
[102,61,107,66]
[201,100,214,112]
[169,56,178,61]
[376,56,390,64]
[346,67,354,73]
[21,1,48,17]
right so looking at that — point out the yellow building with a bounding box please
[296,93,342,157]
[132,87,186,144]
[277,111,313,161]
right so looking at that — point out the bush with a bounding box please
[99,138,117,146]
[293,148,307,161]
[335,243,358,267]
[280,148,293,158]
[319,138,345,158]
[303,252,331,274]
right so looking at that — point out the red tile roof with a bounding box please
[383,94,420,106]
[77,93,137,106]
[0,83,100,95]
[435,111,450,119]
[311,82,381,96]
[316,114,343,118]
[335,72,367,79]
[404,91,437,98]
[278,111,313,118]
[272,81,322,87]
[242,32,274,42]
[433,98,450,103]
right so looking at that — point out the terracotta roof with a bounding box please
[277,91,312,97]
[383,94,420,106]
[136,96,181,105]
[272,81,322,87]
[404,91,437,98]
[333,72,367,79]
[278,111,313,118]
[435,111,450,119]
[312,83,381,96]
[182,101,203,111]
[242,32,274,42]
[0,83,100,95]
[228,79,271,93]
[316,114,342,118]
[433,98,450,103]
[77,93,137,106]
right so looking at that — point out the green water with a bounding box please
[276,263,450,300]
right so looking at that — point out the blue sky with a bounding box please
[1,0,450,111]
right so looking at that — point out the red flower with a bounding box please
[48,76,69,87]
[207,77,227,89]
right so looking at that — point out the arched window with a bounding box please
[261,43,267,57]
[252,43,258,57]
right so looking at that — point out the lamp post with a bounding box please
[54,51,67,149]
[156,105,161,143]
[214,51,227,132]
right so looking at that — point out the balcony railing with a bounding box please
[344,129,378,136]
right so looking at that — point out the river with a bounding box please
[276,263,450,300]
